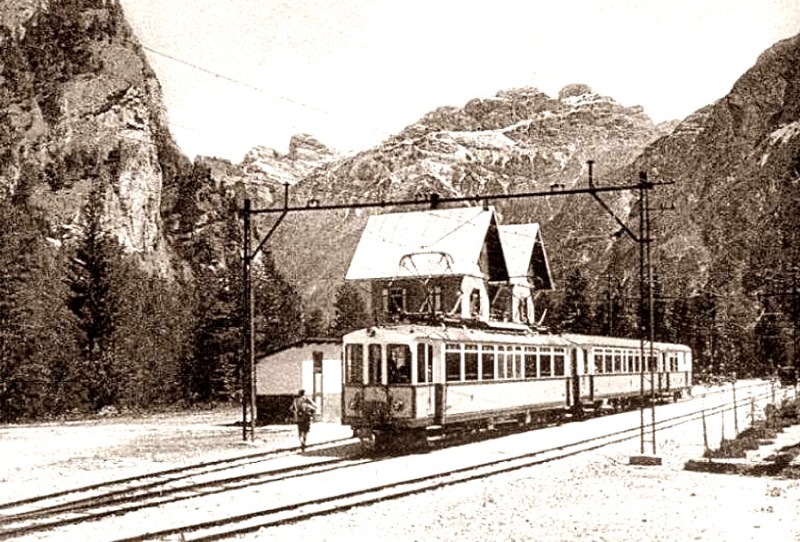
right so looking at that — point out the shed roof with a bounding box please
[346,206,507,281]
[497,223,554,290]
[255,338,340,360]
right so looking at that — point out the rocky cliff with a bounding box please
[0,0,188,270]
[606,33,800,298]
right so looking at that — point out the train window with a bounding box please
[514,347,523,379]
[614,354,622,373]
[506,346,520,378]
[368,344,382,384]
[540,352,552,377]
[416,343,432,383]
[428,344,434,380]
[553,351,565,376]
[495,347,504,379]
[465,344,479,381]
[633,355,640,373]
[387,344,412,384]
[345,344,364,384]
[594,353,603,374]
[647,355,657,372]
[524,347,537,379]
[481,346,495,380]
[445,344,461,381]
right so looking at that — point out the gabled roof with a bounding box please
[498,223,553,290]
[346,206,507,281]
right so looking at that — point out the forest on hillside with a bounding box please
[0,162,371,422]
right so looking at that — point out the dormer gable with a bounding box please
[497,223,553,290]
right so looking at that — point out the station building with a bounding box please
[345,206,553,327]
[254,205,553,424]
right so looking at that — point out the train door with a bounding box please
[416,343,435,421]
[433,344,445,425]
[570,351,580,409]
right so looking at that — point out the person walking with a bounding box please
[290,389,318,451]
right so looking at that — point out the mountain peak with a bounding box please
[558,83,594,100]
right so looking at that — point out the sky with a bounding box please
[119,0,800,162]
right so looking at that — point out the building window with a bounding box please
[518,297,528,322]
[469,290,481,317]
[433,286,442,312]
[313,351,323,374]
[388,288,406,315]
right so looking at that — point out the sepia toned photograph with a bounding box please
[1,1,799,540]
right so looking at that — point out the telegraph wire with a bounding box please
[140,44,332,117]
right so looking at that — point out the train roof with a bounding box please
[561,333,692,353]
[343,324,692,353]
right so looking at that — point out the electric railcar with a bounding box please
[341,323,692,444]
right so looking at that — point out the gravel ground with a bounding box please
[240,382,800,542]
[250,436,800,542]
[2,383,799,542]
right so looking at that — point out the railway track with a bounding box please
[113,385,779,542]
[3,381,785,541]
[0,437,360,540]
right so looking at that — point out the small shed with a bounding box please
[255,339,342,423]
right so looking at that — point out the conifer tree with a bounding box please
[553,268,593,334]
[252,251,304,352]
[303,308,326,337]
[328,282,370,338]
[0,201,81,421]
[186,262,242,403]
[68,178,123,410]
[595,275,629,337]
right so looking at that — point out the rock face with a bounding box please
[607,33,800,298]
[241,134,337,188]
[0,0,187,269]
[296,84,661,205]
